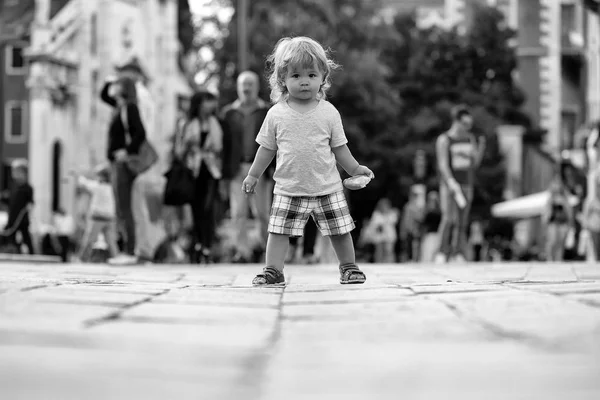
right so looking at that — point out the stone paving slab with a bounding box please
[1,261,599,399]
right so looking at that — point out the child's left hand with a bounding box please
[353,165,375,179]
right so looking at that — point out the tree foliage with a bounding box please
[178,0,195,55]
[208,1,526,222]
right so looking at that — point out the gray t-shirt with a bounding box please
[256,100,348,197]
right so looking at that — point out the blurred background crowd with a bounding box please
[1,0,600,264]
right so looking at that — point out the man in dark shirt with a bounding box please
[220,71,272,262]
[3,159,35,254]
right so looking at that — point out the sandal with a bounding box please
[339,263,366,284]
[252,266,286,286]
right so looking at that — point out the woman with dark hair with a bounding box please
[100,76,146,263]
[178,91,223,263]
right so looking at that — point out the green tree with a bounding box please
[178,0,195,55]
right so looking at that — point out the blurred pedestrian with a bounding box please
[435,105,486,264]
[364,198,399,263]
[542,177,574,262]
[582,164,600,261]
[244,36,374,286]
[100,75,146,264]
[74,166,120,262]
[420,191,441,262]
[220,71,272,263]
[117,58,165,263]
[179,91,223,263]
[400,187,424,262]
[1,159,34,254]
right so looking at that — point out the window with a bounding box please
[561,3,582,48]
[4,102,26,143]
[561,110,577,150]
[5,44,25,74]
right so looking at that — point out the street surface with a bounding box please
[1,261,599,400]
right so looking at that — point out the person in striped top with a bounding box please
[435,105,486,263]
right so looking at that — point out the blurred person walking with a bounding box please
[435,105,486,264]
[542,177,574,262]
[100,76,148,263]
[115,58,163,263]
[364,198,399,263]
[73,167,120,262]
[221,71,272,263]
[178,91,223,263]
[0,160,35,254]
[582,164,600,261]
[420,191,441,262]
[400,188,424,262]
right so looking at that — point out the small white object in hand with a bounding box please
[343,175,372,190]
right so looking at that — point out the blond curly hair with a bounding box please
[266,36,340,104]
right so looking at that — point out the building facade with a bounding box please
[0,0,190,231]
[0,0,35,191]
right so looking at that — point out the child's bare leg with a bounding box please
[330,232,366,284]
[265,233,289,271]
[329,233,356,266]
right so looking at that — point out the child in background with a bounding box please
[2,159,35,254]
[243,36,374,286]
[74,166,120,262]
[366,198,399,263]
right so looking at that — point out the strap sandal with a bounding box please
[339,263,366,284]
[252,266,286,286]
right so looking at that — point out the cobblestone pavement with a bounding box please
[1,262,599,400]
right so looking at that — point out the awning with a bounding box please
[491,191,580,219]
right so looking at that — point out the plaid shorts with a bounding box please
[268,191,355,237]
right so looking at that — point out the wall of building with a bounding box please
[586,9,600,122]
[25,0,187,229]
[0,40,30,188]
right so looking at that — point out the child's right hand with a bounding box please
[242,175,258,195]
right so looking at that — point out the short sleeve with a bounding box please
[256,110,278,151]
[330,107,348,148]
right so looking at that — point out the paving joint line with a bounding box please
[438,299,564,351]
[501,282,600,310]
[235,284,286,400]
[170,273,186,283]
[83,288,171,328]
[19,282,63,292]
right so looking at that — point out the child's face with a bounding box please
[285,62,323,103]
